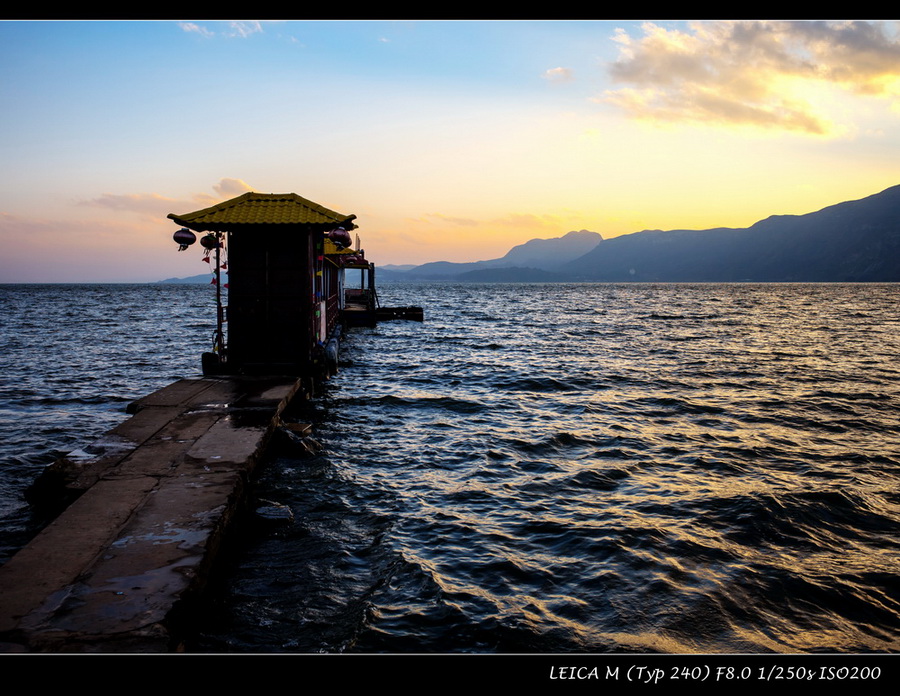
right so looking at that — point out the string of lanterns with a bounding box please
[172,228,228,287]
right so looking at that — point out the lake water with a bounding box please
[1,282,899,654]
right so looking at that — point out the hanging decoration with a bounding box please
[173,228,196,251]
[327,227,352,249]
[171,227,229,358]
[200,233,221,259]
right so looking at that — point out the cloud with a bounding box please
[225,21,263,38]
[419,213,480,226]
[177,21,265,39]
[212,178,254,198]
[78,192,182,216]
[77,180,254,218]
[0,213,182,282]
[415,211,567,231]
[178,22,214,38]
[490,213,566,230]
[601,20,900,135]
[543,67,574,83]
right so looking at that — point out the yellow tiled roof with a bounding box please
[168,192,357,232]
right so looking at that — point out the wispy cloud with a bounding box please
[601,20,900,135]
[225,21,264,38]
[543,67,574,83]
[420,213,480,226]
[78,192,181,216]
[77,179,255,218]
[490,213,567,230]
[178,22,215,38]
[415,211,568,231]
[177,20,265,39]
[212,177,254,198]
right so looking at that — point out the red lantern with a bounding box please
[327,227,352,248]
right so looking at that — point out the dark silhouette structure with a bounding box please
[168,192,358,381]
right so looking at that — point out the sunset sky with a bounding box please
[2,19,900,282]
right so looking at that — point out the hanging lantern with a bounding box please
[200,233,221,250]
[173,228,196,251]
[327,227,352,249]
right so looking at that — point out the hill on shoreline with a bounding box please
[384,229,603,281]
[383,185,900,283]
[563,185,900,282]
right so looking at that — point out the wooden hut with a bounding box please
[167,192,357,380]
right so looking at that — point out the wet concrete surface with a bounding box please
[0,376,303,652]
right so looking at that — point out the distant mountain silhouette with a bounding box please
[158,273,217,284]
[383,230,602,281]
[499,229,602,269]
[565,185,900,282]
[381,186,900,283]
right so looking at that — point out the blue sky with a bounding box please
[2,20,899,281]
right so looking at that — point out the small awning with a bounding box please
[323,238,359,256]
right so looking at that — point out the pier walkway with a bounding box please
[0,376,303,652]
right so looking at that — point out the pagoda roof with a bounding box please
[168,192,357,232]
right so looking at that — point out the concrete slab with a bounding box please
[0,477,160,635]
[20,470,243,652]
[125,378,225,413]
[0,375,304,652]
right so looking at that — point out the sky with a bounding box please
[2,19,900,282]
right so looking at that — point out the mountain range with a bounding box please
[381,185,900,283]
[380,229,603,282]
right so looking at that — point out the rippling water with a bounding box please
[196,283,900,653]
[0,284,212,560]
[2,283,899,654]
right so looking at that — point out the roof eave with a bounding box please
[167,192,358,232]
[166,214,358,233]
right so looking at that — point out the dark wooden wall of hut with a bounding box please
[226,226,314,375]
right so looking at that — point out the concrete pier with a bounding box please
[0,376,303,652]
